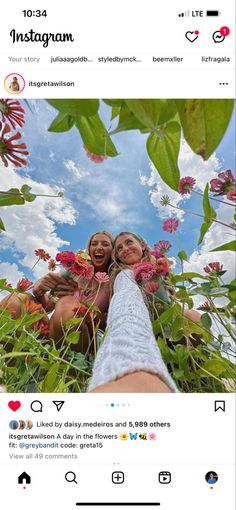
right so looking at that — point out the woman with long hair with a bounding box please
[88,231,178,393]
[0,231,114,353]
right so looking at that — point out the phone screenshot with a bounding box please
[0,1,235,508]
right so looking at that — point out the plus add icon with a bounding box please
[112,471,125,484]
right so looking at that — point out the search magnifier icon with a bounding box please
[65,471,77,484]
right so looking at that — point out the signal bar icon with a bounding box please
[178,11,190,17]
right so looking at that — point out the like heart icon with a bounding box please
[185,30,199,43]
[8,400,21,412]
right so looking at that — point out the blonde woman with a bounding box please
[0,231,114,353]
[88,232,178,393]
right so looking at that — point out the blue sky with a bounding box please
[0,99,235,286]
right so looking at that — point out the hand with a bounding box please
[33,273,72,297]
[52,280,78,298]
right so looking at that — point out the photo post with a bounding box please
[0,1,235,508]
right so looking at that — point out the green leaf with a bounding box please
[41,362,60,392]
[198,221,211,245]
[201,359,226,377]
[47,99,99,117]
[172,368,185,380]
[198,184,216,244]
[110,104,146,135]
[228,289,236,303]
[178,250,188,262]
[20,185,36,203]
[76,114,118,157]
[203,183,217,221]
[23,194,36,203]
[125,99,162,129]
[65,317,83,330]
[48,112,75,132]
[0,189,25,206]
[102,99,124,107]
[173,272,208,282]
[21,185,31,194]
[111,106,121,121]
[66,331,80,345]
[176,99,234,160]
[147,122,181,191]
[201,313,212,330]
[152,306,176,334]
[210,240,236,252]
[158,99,178,125]
[0,217,5,231]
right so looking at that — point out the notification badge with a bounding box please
[213,26,230,43]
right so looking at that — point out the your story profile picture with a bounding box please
[4,73,25,94]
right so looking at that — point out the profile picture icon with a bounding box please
[9,420,19,430]
[205,471,218,484]
[4,73,25,94]
[18,420,26,430]
[26,420,33,430]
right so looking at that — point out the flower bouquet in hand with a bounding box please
[49,250,94,301]
[133,241,174,316]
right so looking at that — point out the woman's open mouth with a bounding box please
[94,253,105,262]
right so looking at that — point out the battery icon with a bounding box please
[206,10,220,16]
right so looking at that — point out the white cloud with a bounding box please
[0,261,23,286]
[187,201,235,307]
[140,139,222,219]
[0,166,77,279]
[83,183,144,230]
[64,160,89,180]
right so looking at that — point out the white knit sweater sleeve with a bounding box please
[88,269,177,392]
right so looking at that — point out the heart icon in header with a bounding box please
[185,30,199,43]
[8,400,21,412]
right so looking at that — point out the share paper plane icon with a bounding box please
[52,401,65,412]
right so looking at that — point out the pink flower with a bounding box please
[162,218,179,233]
[155,257,171,275]
[73,304,90,315]
[84,146,107,163]
[148,433,156,440]
[94,272,110,283]
[73,290,87,302]
[34,249,51,261]
[40,324,49,337]
[0,99,25,129]
[16,278,33,291]
[73,254,94,280]
[56,251,75,269]
[153,240,171,255]
[0,122,28,168]
[179,176,196,195]
[4,281,12,289]
[226,186,236,202]
[56,250,94,280]
[134,262,158,282]
[210,170,236,196]
[198,301,213,311]
[48,259,57,271]
[144,280,160,293]
[204,262,223,274]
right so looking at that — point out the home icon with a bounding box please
[18,472,31,484]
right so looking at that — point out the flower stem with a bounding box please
[169,203,235,231]
[0,191,62,198]
[193,190,235,207]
